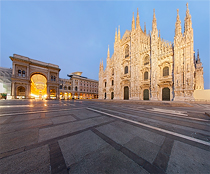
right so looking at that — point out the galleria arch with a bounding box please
[10,54,60,99]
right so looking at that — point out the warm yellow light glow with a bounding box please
[31,74,47,99]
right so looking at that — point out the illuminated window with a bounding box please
[124,66,128,74]
[163,67,169,76]
[144,71,148,80]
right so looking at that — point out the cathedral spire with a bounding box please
[115,28,117,43]
[118,25,121,41]
[136,8,140,30]
[107,45,110,58]
[175,9,182,36]
[152,9,157,31]
[197,49,200,63]
[132,12,135,31]
[100,58,104,71]
[144,22,146,34]
[184,2,192,33]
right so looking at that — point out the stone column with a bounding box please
[57,86,59,99]
[12,63,15,76]
[12,82,15,99]
[27,65,30,79]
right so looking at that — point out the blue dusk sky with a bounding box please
[1,0,210,89]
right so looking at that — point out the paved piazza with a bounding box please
[0,99,210,174]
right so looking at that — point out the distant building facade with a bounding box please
[99,3,204,101]
[0,67,12,99]
[59,72,98,99]
[8,54,98,99]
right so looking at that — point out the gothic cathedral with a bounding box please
[98,3,204,101]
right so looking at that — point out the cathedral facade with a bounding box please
[99,3,204,101]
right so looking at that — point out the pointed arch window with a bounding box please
[124,66,128,74]
[163,67,169,76]
[112,80,114,86]
[144,71,148,80]
[144,56,149,65]
[125,45,129,58]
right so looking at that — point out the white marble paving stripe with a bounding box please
[87,107,210,147]
[149,108,188,115]
[95,106,210,123]
[0,107,86,117]
[0,105,33,108]
[146,109,209,122]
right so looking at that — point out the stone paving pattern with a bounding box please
[0,99,210,173]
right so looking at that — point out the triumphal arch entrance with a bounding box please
[10,54,60,99]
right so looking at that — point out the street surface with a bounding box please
[0,99,210,174]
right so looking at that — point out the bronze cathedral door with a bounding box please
[124,86,129,100]
[162,87,170,101]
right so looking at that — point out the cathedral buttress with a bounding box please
[150,9,158,100]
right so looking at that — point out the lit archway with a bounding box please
[30,74,47,99]
[50,89,56,99]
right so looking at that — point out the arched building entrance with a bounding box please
[111,92,114,100]
[162,87,170,101]
[124,86,129,100]
[16,86,26,99]
[10,54,60,99]
[143,89,149,100]
[31,74,47,99]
